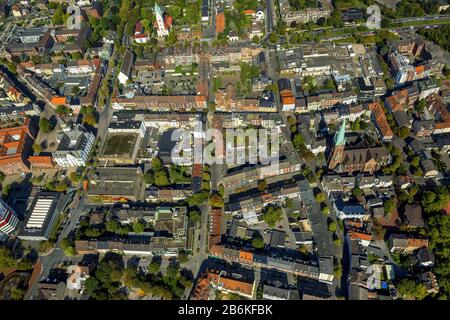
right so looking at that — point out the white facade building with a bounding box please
[0,199,19,237]
[53,124,95,168]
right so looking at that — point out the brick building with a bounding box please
[0,118,34,175]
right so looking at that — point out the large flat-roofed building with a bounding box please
[75,205,195,255]
[111,94,207,111]
[87,167,145,203]
[0,199,19,238]
[0,118,34,175]
[18,192,64,241]
[278,0,332,24]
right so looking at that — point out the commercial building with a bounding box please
[87,167,145,203]
[0,199,19,238]
[0,118,34,175]
[53,124,95,168]
[278,0,332,24]
[111,94,207,112]
[18,191,64,241]
[76,206,194,255]
[387,51,431,84]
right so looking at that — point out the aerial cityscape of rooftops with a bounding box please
[0,0,450,302]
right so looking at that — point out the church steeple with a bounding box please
[328,118,346,171]
[154,2,163,17]
[154,2,169,37]
[334,118,346,146]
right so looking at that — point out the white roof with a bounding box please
[26,198,54,229]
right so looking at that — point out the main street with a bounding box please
[266,0,275,34]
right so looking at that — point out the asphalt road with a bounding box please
[57,193,87,245]
[266,0,275,34]
[392,14,450,23]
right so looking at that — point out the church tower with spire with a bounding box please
[328,118,346,171]
[154,3,169,37]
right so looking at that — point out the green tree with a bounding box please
[397,126,410,139]
[71,86,80,95]
[352,187,364,198]
[105,220,119,233]
[189,210,201,224]
[209,194,224,208]
[122,266,138,288]
[396,279,429,300]
[257,179,268,192]
[39,240,53,253]
[85,254,126,300]
[60,238,76,256]
[10,287,25,300]
[218,184,225,197]
[83,113,97,126]
[284,198,294,209]
[334,262,342,278]
[154,170,170,187]
[178,250,189,264]
[202,171,211,182]
[269,32,279,44]
[52,6,65,25]
[0,246,17,268]
[55,105,71,117]
[287,116,297,125]
[85,228,104,238]
[32,143,42,154]
[328,221,337,232]
[186,192,209,206]
[80,106,95,115]
[39,117,54,133]
[143,171,155,185]
[315,192,326,203]
[69,172,81,183]
[292,133,304,150]
[262,206,283,228]
[384,198,396,217]
[151,157,163,171]
[165,264,179,279]
[324,78,335,90]
[132,221,145,233]
[421,187,449,214]
[252,237,265,249]
[416,99,426,113]
[148,261,161,274]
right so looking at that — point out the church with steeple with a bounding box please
[154,3,172,37]
[328,118,390,174]
[328,118,347,171]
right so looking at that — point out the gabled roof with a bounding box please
[348,230,372,242]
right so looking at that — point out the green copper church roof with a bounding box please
[154,2,163,17]
[334,118,346,146]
